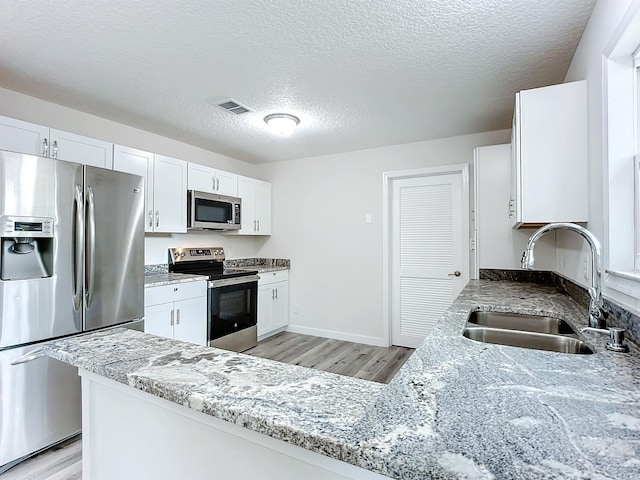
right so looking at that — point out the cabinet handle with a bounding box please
[257,219,260,232]
[275,288,278,300]
[176,309,181,325]
[52,140,58,159]
[216,178,220,191]
[272,288,275,300]
[170,310,174,326]
[155,211,159,227]
[43,138,48,156]
[148,210,153,227]
[254,219,257,232]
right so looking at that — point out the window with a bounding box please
[605,2,640,300]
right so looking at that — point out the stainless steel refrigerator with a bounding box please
[0,150,144,471]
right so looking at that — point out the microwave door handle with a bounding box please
[85,185,96,309]
[73,184,84,311]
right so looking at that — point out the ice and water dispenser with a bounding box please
[0,215,54,280]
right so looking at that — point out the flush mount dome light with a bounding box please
[264,113,300,136]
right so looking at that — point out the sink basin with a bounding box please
[467,311,577,335]
[462,311,594,354]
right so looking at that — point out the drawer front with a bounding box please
[144,280,206,307]
[257,269,289,285]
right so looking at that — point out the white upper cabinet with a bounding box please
[510,80,588,227]
[0,115,49,155]
[153,154,188,233]
[0,115,113,168]
[49,129,113,168]
[114,147,187,233]
[187,162,238,196]
[113,145,155,232]
[237,176,271,235]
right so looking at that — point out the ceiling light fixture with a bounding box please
[264,113,300,136]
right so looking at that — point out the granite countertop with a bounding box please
[43,280,640,479]
[144,273,208,287]
[232,265,289,273]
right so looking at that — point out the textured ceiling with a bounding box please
[0,0,596,164]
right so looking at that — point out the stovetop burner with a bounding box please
[167,247,258,280]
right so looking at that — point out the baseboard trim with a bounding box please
[286,325,388,347]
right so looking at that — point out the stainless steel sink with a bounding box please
[467,311,577,335]
[462,311,594,354]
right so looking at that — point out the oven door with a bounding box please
[208,276,258,346]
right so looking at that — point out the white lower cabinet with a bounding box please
[144,281,207,346]
[257,270,289,338]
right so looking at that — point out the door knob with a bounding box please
[448,271,461,277]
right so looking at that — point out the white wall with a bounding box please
[560,0,636,306]
[0,87,265,263]
[145,233,266,265]
[256,130,511,344]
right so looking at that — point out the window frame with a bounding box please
[604,1,640,303]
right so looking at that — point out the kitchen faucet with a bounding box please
[521,222,606,329]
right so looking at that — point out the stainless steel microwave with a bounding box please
[187,190,242,230]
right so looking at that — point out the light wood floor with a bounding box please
[245,332,414,384]
[4,332,413,479]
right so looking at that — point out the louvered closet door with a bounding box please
[391,173,466,348]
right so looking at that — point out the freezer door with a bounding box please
[84,166,144,330]
[0,151,83,348]
[0,343,81,470]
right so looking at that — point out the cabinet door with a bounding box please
[215,169,238,196]
[153,154,187,233]
[237,176,257,234]
[49,129,114,168]
[254,180,271,235]
[515,80,588,225]
[113,145,155,232]
[0,115,49,156]
[271,281,289,330]
[173,297,207,346]
[257,284,273,336]
[187,162,216,193]
[144,303,175,340]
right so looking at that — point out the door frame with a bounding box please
[382,164,470,347]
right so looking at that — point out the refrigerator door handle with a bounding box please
[10,348,46,366]
[73,185,84,312]
[85,185,96,309]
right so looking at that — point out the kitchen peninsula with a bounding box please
[44,280,640,480]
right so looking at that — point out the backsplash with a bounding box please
[224,258,290,269]
[481,269,640,346]
[145,264,169,275]
[144,259,290,276]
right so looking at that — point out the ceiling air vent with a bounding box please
[216,99,251,115]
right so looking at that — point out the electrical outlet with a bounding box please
[365,213,372,224]
[293,304,300,314]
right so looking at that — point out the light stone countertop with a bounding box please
[231,265,289,273]
[43,280,640,479]
[144,273,208,288]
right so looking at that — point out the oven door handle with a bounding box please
[208,275,260,288]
